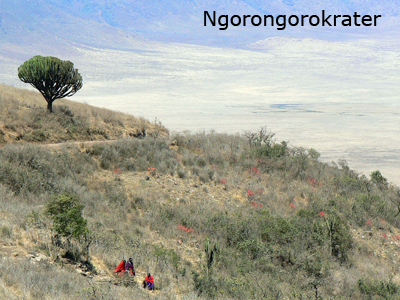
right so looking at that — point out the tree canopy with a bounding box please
[18,55,83,112]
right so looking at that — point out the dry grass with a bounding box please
[0,84,168,144]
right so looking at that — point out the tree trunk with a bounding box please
[47,100,53,113]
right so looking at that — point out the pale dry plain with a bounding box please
[1,37,399,185]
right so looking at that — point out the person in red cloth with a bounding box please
[124,258,135,276]
[113,259,126,276]
[143,273,154,290]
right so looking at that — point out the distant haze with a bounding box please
[1,0,399,48]
[0,1,399,185]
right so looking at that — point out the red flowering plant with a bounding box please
[251,201,262,209]
[247,189,255,198]
[247,167,259,175]
[366,219,372,228]
[113,168,122,180]
[379,219,386,230]
[308,178,323,191]
[177,224,194,233]
[148,167,155,175]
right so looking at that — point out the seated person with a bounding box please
[143,273,154,290]
[124,257,135,276]
[113,259,126,276]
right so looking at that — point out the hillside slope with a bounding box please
[1,85,400,299]
[0,84,167,144]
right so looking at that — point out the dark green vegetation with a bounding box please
[44,193,90,261]
[18,56,83,112]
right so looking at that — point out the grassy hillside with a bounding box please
[1,85,400,299]
[0,84,167,143]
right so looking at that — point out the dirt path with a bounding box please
[39,139,120,149]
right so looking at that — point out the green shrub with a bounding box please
[255,142,287,158]
[44,192,90,261]
[192,270,219,298]
[320,213,352,261]
[44,193,88,240]
[177,167,187,179]
[358,277,398,299]
[371,170,388,188]
[0,226,12,238]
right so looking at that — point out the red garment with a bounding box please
[114,261,125,273]
[145,275,154,284]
